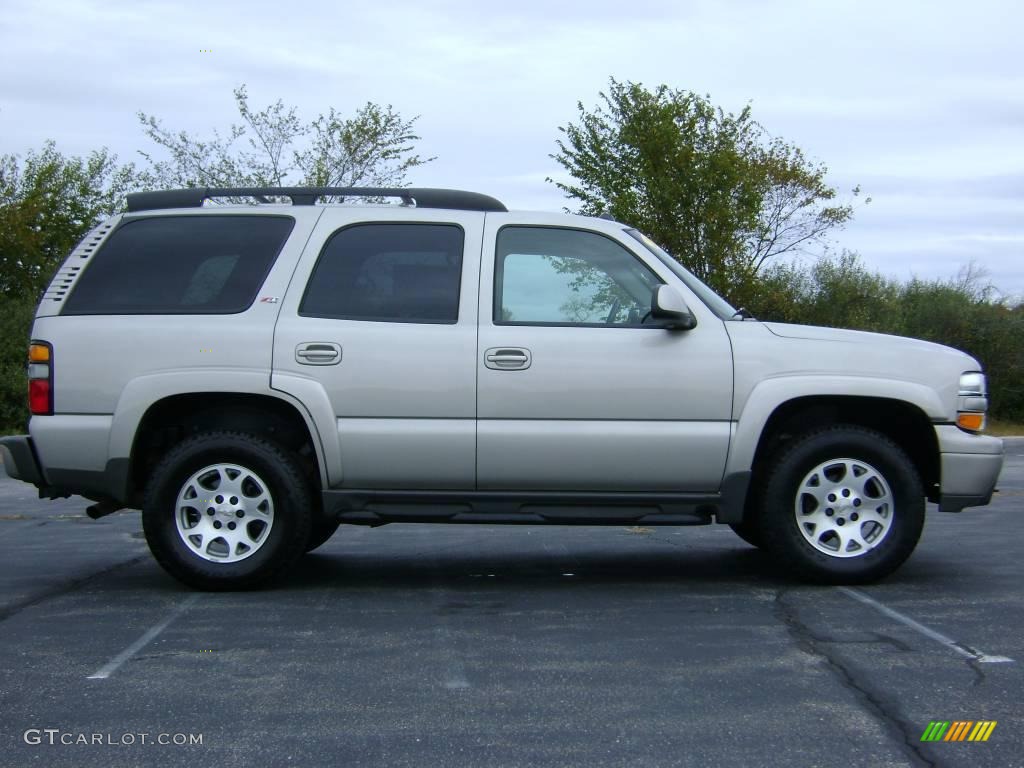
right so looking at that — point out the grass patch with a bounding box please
[986,418,1024,437]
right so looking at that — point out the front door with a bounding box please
[476,216,733,492]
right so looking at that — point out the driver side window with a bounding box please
[495,227,661,325]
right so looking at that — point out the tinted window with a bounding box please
[300,223,464,323]
[62,216,293,315]
[495,227,660,325]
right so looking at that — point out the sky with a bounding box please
[2,0,1022,298]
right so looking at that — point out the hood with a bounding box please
[726,321,983,423]
[762,322,975,360]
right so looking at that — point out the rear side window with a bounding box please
[62,215,294,315]
[300,223,464,323]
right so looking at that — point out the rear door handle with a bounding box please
[484,347,531,371]
[296,342,342,365]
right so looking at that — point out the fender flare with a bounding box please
[108,370,336,489]
[725,375,945,478]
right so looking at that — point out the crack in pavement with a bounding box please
[0,554,149,624]
[774,588,936,768]
[766,614,915,652]
[965,658,989,688]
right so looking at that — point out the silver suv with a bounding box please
[0,187,1005,589]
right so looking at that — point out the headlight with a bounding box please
[957,372,987,432]
[959,372,987,396]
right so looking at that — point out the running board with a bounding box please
[322,489,719,527]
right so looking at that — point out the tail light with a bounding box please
[27,341,53,415]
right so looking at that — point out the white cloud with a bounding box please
[1,0,1021,294]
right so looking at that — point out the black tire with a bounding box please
[305,519,340,553]
[142,431,313,590]
[729,520,764,548]
[755,425,924,584]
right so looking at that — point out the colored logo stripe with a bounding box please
[944,721,973,741]
[969,721,997,742]
[920,720,996,742]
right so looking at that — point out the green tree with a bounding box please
[137,85,433,190]
[750,251,1024,421]
[551,78,861,304]
[897,269,1023,421]
[0,295,36,431]
[0,141,136,298]
[0,140,137,431]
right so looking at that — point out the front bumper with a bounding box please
[934,425,1004,512]
[0,435,44,485]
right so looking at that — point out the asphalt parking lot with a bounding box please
[1,440,1021,768]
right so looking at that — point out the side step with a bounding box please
[323,489,719,527]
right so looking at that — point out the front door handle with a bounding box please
[484,347,531,371]
[296,342,342,365]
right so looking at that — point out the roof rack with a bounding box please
[125,187,507,213]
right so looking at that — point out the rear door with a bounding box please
[476,215,734,492]
[272,208,483,489]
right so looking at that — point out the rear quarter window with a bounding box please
[61,215,294,315]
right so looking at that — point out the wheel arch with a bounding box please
[123,390,327,507]
[726,387,941,523]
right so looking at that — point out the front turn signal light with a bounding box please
[956,412,985,432]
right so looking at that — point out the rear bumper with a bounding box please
[0,435,44,485]
[934,426,1004,512]
[0,433,126,505]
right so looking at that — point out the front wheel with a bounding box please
[755,426,924,584]
[142,431,313,590]
[305,519,340,553]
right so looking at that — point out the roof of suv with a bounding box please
[125,187,508,214]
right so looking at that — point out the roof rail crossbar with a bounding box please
[125,187,507,213]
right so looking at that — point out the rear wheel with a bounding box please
[142,431,312,590]
[756,425,924,584]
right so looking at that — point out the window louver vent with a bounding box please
[41,220,118,306]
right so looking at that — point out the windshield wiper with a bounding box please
[731,307,755,320]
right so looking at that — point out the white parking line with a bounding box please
[87,594,201,679]
[415,527,473,691]
[436,622,472,691]
[838,587,1014,664]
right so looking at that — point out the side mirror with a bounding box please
[651,285,697,331]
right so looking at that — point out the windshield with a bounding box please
[625,229,738,320]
